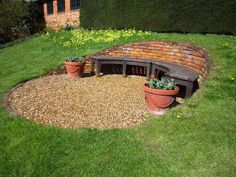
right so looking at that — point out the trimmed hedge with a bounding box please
[80,0,236,35]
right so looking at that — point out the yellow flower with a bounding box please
[54,29,151,48]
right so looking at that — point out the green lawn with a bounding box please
[0,29,236,177]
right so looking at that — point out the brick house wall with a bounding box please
[43,0,80,31]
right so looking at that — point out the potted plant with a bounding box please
[64,56,86,78]
[143,77,179,115]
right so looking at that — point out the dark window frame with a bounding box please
[47,0,53,15]
[57,0,65,12]
[70,0,80,10]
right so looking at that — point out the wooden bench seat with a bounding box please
[91,55,198,97]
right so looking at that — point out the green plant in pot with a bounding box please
[64,56,86,78]
[143,77,179,115]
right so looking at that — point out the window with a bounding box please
[57,0,65,12]
[47,0,53,15]
[70,0,80,10]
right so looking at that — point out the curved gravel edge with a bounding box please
[4,74,150,129]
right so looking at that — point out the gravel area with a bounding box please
[8,74,148,129]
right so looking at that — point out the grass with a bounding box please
[0,29,236,177]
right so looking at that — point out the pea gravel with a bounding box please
[8,74,148,129]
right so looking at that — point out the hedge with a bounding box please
[80,0,236,35]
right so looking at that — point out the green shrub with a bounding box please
[80,0,236,35]
[0,0,44,44]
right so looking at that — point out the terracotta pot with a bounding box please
[143,84,179,115]
[64,61,85,78]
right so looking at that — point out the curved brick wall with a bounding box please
[93,41,210,84]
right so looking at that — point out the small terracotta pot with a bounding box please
[143,85,179,115]
[64,61,85,78]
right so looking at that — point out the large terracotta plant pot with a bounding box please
[143,84,179,115]
[64,61,85,78]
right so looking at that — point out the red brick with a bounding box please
[43,0,80,31]
[95,41,210,83]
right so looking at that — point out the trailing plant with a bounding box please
[147,77,176,90]
[66,56,86,62]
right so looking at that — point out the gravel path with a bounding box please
[8,74,148,129]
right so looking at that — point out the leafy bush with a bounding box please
[64,24,80,31]
[0,0,44,44]
[81,0,236,35]
[147,77,176,90]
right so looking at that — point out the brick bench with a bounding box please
[90,41,210,97]
[91,55,198,97]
